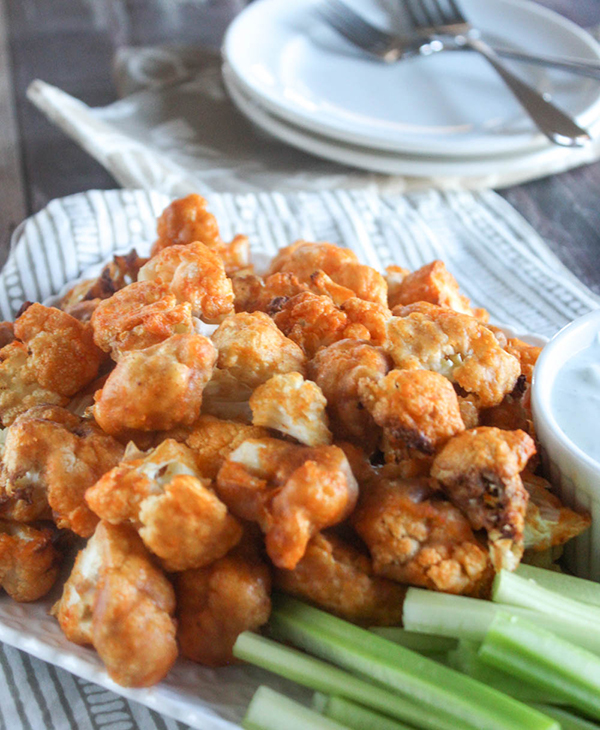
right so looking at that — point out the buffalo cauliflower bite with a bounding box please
[523,473,591,553]
[267,241,388,307]
[0,521,61,601]
[273,293,390,358]
[2,406,124,536]
[176,536,271,666]
[185,415,270,480]
[231,272,308,314]
[91,280,194,357]
[505,338,542,384]
[249,373,332,447]
[353,473,492,596]
[216,438,358,569]
[387,260,487,320]
[359,370,465,455]
[431,427,536,571]
[274,531,407,625]
[0,305,104,427]
[309,340,391,452]
[211,311,306,389]
[201,368,254,423]
[138,241,234,323]
[0,322,14,349]
[86,439,242,571]
[52,521,177,687]
[385,303,520,408]
[94,333,217,435]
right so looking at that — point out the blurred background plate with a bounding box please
[223,0,600,157]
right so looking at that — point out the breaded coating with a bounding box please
[2,406,124,536]
[216,438,358,569]
[387,260,485,319]
[309,340,391,452]
[185,415,270,480]
[273,292,390,358]
[481,385,532,435]
[386,303,520,408]
[91,280,194,357]
[138,241,234,323]
[267,241,388,307]
[176,537,271,666]
[86,440,242,571]
[353,474,491,596]
[505,338,542,384]
[152,194,249,274]
[431,427,536,571]
[359,370,465,455]
[201,368,253,423]
[211,311,306,389]
[523,473,591,552]
[274,531,406,625]
[0,521,61,601]
[231,271,308,314]
[94,333,217,435]
[0,305,104,426]
[384,265,410,309]
[250,372,332,447]
[0,322,14,348]
[53,522,177,687]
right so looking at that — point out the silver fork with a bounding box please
[316,0,600,79]
[401,0,590,146]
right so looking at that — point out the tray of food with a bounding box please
[0,190,596,730]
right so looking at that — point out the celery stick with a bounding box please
[480,613,600,721]
[403,587,600,654]
[269,595,557,730]
[233,632,459,730]
[369,627,458,654]
[529,705,600,730]
[517,564,600,609]
[313,694,414,730]
[493,570,600,625]
[243,686,349,730]
[447,640,566,705]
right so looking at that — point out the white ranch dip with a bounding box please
[552,332,600,463]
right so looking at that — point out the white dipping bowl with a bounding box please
[532,309,600,581]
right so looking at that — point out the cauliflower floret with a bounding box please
[505,338,542,384]
[308,340,391,452]
[359,370,465,455]
[387,260,487,320]
[384,265,410,309]
[385,303,520,408]
[91,280,194,357]
[0,322,14,348]
[431,427,536,572]
[185,414,270,480]
[0,305,104,426]
[523,473,591,553]
[2,405,124,536]
[231,271,309,314]
[138,241,234,323]
[273,292,390,358]
[274,531,407,625]
[94,333,217,435]
[353,472,492,596]
[86,439,242,571]
[0,521,61,601]
[216,438,358,569]
[52,521,177,687]
[267,241,388,307]
[211,311,306,389]
[200,369,254,423]
[176,534,271,666]
[250,373,332,447]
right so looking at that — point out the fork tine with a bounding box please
[404,0,437,31]
[445,0,467,24]
[316,0,394,54]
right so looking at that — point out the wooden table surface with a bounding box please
[2,0,600,294]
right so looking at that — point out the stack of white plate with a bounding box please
[222,0,600,179]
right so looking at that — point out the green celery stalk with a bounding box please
[403,587,600,654]
[369,627,458,654]
[529,705,600,730]
[516,564,600,609]
[492,570,600,625]
[242,686,349,730]
[479,613,600,721]
[313,693,414,730]
[233,632,459,730]
[269,595,557,730]
[447,640,567,705]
